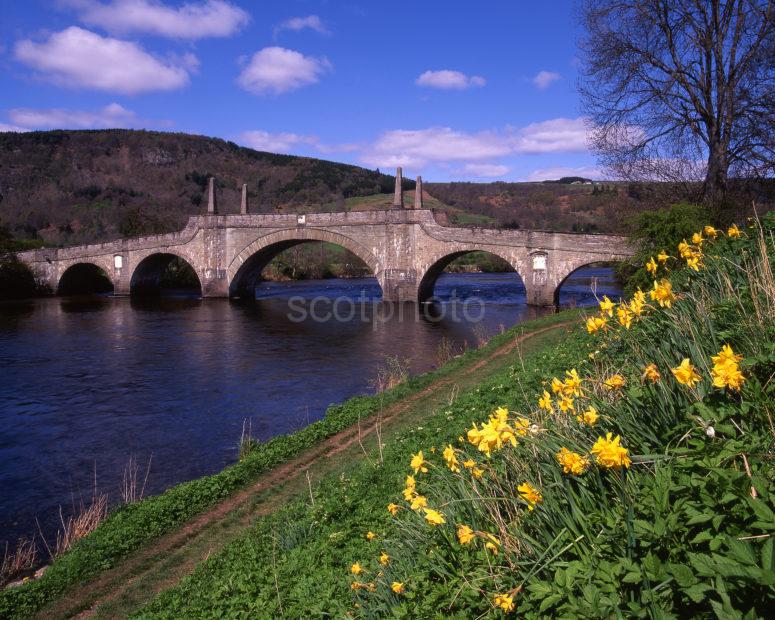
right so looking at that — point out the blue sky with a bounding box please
[0,0,602,182]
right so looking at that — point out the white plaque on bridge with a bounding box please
[532,255,547,270]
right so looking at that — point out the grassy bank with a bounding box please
[130,218,774,618]
[0,308,579,619]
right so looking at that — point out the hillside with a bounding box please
[0,130,409,246]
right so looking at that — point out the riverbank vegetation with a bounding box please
[0,309,579,617]
[128,215,771,617]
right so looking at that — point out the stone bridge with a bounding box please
[17,172,634,306]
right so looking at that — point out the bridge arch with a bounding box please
[130,252,203,297]
[552,258,626,306]
[57,262,114,296]
[228,229,382,299]
[416,248,523,303]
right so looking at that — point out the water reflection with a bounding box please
[0,269,621,547]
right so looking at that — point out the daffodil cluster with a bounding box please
[351,222,752,615]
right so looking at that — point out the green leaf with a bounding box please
[682,583,710,604]
[761,537,774,571]
[691,531,713,545]
[667,563,696,588]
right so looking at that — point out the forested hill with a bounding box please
[0,130,405,246]
[1,130,769,248]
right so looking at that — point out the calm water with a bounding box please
[0,268,620,547]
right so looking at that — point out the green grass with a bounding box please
[316,191,499,228]
[130,325,592,618]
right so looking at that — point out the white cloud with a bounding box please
[360,127,510,169]
[237,47,330,95]
[274,15,329,37]
[239,130,318,153]
[66,0,249,39]
[511,117,589,154]
[415,70,486,90]
[359,119,590,169]
[523,166,603,182]
[459,163,509,178]
[14,27,193,94]
[8,103,145,129]
[532,70,560,90]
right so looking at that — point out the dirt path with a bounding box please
[39,320,574,619]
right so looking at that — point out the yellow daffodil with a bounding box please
[550,376,564,394]
[563,369,583,396]
[366,531,376,541]
[650,279,676,307]
[671,358,701,387]
[703,225,718,239]
[712,344,743,365]
[410,451,428,474]
[678,240,693,258]
[657,251,670,264]
[692,232,703,245]
[556,447,589,475]
[457,524,475,545]
[410,494,428,511]
[462,459,475,469]
[423,508,446,526]
[494,593,515,612]
[728,223,741,238]
[514,416,530,436]
[472,467,484,479]
[517,482,542,510]
[538,390,553,412]
[391,581,405,594]
[599,295,615,317]
[646,256,658,276]
[443,444,460,473]
[379,552,390,565]
[616,304,634,329]
[591,433,632,469]
[586,315,608,334]
[686,254,702,271]
[387,503,399,516]
[711,345,745,391]
[603,374,626,390]
[642,363,660,383]
[484,533,500,555]
[629,290,646,316]
[351,562,363,575]
[577,406,598,426]
[557,395,575,413]
[351,580,363,590]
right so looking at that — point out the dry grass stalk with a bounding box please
[472,323,490,348]
[54,493,108,558]
[371,356,410,393]
[121,454,152,504]
[436,337,458,367]
[1,538,37,586]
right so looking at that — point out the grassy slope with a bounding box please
[0,309,580,619]
[134,222,775,618]
[132,321,591,618]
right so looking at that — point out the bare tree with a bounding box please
[579,0,774,202]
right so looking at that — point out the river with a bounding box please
[0,268,621,547]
